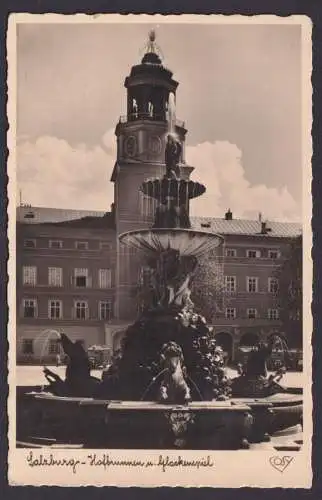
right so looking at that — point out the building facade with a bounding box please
[15,35,302,363]
[16,207,118,363]
[16,205,301,364]
[190,214,301,361]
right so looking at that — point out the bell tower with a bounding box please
[112,31,193,320]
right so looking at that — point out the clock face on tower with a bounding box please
[124,135,137,158]
[149,135,162,155]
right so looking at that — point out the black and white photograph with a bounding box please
[8,14,312,487]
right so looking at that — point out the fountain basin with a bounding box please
[119,228,223,257]
[17,388,302,450]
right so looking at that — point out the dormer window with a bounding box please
[24,212,35,219]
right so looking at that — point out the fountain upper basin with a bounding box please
[140,178,206,203]
[119,228,223,257]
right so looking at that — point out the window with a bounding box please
[74,301,88,320]
[100,242,112,251]
[49,240,63,249]
[48,267,63,287]
[48,300,62,319]
[24,239,36,249]
[22,266,37,286]
[268,278,279,294]
[75,241,89,250]
[48,339,60,354]
[247,277,258,293]
[99,269,112,289]
[247,249,261,258]
[225,276,236,293]
[268,309,279,320]
[73,268,90,288]
[23,299,37,318]
[99,301,113,320]
[247,308,257,319]
[289,309,301,321]
[225,308,236,320]
[225,248,237,257]
[22,339,34,354]
[208,248,218,258]
[137,301,146,314]
[268,250,280,259]
[140,193,155,217]
[138,266,153,286]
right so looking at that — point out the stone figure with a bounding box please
[232,335,288,397]
[132,98,138,118]
[165,134,182,179]
[244,335,281,379]
[59,334,91,388]
[43,367,66,395]
[148,101,154,117]
[153,250,197,308]
[44,333,101,397]
[159,342,191,404]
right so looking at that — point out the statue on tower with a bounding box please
[165,134,182,179]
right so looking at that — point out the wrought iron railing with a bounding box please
[118,113,185,128]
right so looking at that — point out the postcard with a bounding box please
[7,13,312,487]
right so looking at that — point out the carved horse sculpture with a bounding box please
[232,334,289,397]
[43,333,101,397]
[159,342,191,404]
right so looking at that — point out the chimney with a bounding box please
[261,221,271,234]
[225,209,233,221]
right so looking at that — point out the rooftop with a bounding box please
[17,206,106,224]
[191,217,301,239]
[16,206,115,229]
[16,206,301,238]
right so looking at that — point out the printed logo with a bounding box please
[269,456,294,473]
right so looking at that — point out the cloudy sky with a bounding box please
[16,20,302,221]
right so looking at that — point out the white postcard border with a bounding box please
[7,13,313,488]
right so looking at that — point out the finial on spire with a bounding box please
[149,29,156,43]
[146,29,157,53]
[141,29,163,63]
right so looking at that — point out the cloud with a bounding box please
[16,134,300,222]
[17,132,117,211]
[186,141,300,222]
